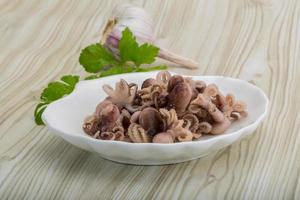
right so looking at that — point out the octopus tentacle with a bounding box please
[128,123,151,143]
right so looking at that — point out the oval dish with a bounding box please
[42,71,269,165]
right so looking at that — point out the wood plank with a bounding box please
[0,0,299,199]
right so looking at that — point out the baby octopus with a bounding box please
[83,71,247,143]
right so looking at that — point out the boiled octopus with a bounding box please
[83,71,247,143]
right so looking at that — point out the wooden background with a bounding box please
[1,0,300,199]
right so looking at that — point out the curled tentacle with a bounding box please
[182,113,199,133]
[112,123,125,141]
[192,132,202,139]
[115,109,131,131]
[226,93,235,107]
[230,111,248,121]
[177,130,193,142]
[138,84,165,107]
[233,100,247,112]
[151,85,167,109]
[185,77,206,97]
[224,94,247,119]
[138,87,153,106]
[190,93,210,110]
[188,99,210,119]
[203,84,219,98]
[170,120,193,142]
[223,93,235,117]
[198,122,212,133]
[213,94,227,112]
[128,123,151,143]
[207,102,225,123]
[99,132,116,140]
[83,115,100,136]
[193,122,212,138]
[230,111,242,121]
[159,108,178,129]
[188,102,201,114]
[195,108,210,120]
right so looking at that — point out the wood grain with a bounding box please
[0,0,300,199]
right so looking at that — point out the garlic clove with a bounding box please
[158,48,199,69]
[101,4,199,69]
[102,4,155,45]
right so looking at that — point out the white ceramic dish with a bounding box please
[42,71,269,165]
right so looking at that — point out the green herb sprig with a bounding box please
[34,27,167,125]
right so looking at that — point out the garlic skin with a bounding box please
[112,4,155,43]
[102,4,155,48]
[101,4,199,69]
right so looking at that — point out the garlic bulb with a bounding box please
[101,4,198,69]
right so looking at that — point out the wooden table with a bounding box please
[1,0,299,199]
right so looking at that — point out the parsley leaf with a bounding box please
[34,103,48,125]
[41,75,79,102]
[85,66,136,80]
[84,74,102,80]
[135,65,167,72]
[119,27,159,66]
[34,75,79,125]
[85,65,167,80]
[79,44,117,73]
[97,66,135,77]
